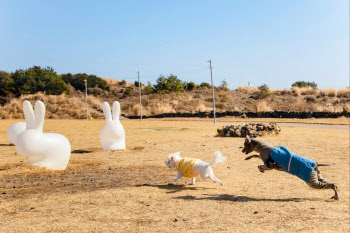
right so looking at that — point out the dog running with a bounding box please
[242,135,339,200]
[165,151,226,185]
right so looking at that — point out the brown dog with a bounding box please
[242,135,339,200]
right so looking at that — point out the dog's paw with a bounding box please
[258,166,265,173]
[331,195,339,200]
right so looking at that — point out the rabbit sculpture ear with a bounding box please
[23,100,35,130]
[112,101,120,121]
[102,102,112,121]
[34,100,45,131]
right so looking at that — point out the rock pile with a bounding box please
[217,123,281,137]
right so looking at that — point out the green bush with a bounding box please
[254,84,270,99]
[0,71,15,96]
[61,73,109,92]
[199,82,210,88]
[143,82,154,94]
[8,66,69,96]
[122,87,133,98]
[185,81,196,91]
[154,74,185,93]
[134,81,143,87]
[292,81,317,88]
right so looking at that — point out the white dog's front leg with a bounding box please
[189,177,196,185]
[173,170,182,181]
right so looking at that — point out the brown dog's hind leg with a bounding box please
[245,155,259,160]
[330,184,339,200]
[258,165,273,173]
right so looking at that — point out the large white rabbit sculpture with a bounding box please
[16,100,71,170]
[100,101,126,150]
[7,122,26,145]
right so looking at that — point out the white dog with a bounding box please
[165,151,226,185]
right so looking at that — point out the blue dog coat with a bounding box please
[270,146,317,182]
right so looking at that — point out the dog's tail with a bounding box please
[318,162,335,166]
[207,151,227,167]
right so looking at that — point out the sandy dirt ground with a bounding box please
[0,118,349,232]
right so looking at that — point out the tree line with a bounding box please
[0,66,318,100]
[0,66,109,97]
[0,66,228,99]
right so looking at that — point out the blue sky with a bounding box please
[0,0,348,89]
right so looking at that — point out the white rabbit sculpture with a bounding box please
[100,101,126,150]
[7,122,26,145]
[15,100,71,170]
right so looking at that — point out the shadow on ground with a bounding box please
[0,143,14,146]
[136,183,213,193]
[174,193,323,202]
[71,150,93,154]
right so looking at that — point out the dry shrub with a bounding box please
[218,92,230,102]
[337,88,350,98]
[343,103,350,112]
[291,87,301,96]
[286,98,308,111]
[270,89,283,96]
[322,103,350,112]
[321,88,337,97]
[281,89,293,95]
[291,87,319,96]
[215,102,226,110]
[236,86,257,93]
[0,93,104,119]
[256,100,273,112]
[151,103,175,114]
[300,87,318,95]
[196,104,208,112]
[171,100,179,106]
[193,93,203,99]
[132,104,148,115]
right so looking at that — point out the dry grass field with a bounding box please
[0,118,349,232]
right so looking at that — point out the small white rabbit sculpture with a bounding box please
[15,100,71,170]
[100,101,126,150]
[7,122,26,145]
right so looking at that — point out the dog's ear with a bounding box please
[245,135,251,143]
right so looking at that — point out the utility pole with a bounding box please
[84,79,88,120]
[137,71,142,121]
[208,60,216,123]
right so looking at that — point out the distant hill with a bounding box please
[0,78,349,119]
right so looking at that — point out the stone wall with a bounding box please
[123,110,350,119]
[217,123,281,137]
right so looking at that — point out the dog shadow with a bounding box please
[158,184,215,194]
[0,143,14,146]
[137,183,214,194]
[174,194,322,202]
[71,150,93,154]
